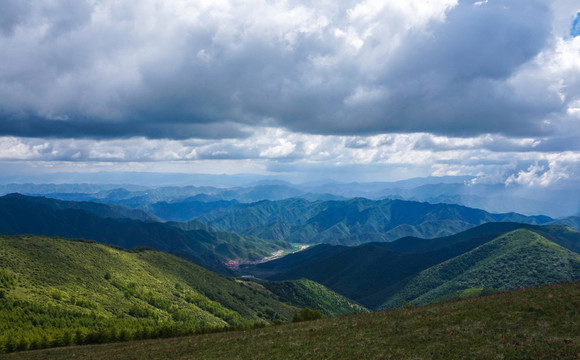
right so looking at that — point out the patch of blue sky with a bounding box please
[571,12,580,37]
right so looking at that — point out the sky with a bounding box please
[1,0,580,185]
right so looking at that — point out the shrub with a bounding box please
[292,308,324,322]
[50,289,64,301]
[0,270,16,289]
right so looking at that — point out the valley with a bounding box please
[240,223,580,309]
[1,184,580,355]
[225,250,285,271]
[225,245,310,271]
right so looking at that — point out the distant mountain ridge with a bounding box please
[3,175,579,218]
[0,194,290,274]
[199,197,553,245]
[142,198,238,222]
[0,193,159,222]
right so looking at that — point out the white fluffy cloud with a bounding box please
[2,130,580,185]
[1,0,580,184]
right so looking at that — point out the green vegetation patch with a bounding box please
[0,235,298,353]
[5,281,580,359]
[380,229,580,309]
[258,279,368,317]
[434,287,500,303]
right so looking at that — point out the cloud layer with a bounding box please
[1,0,578,139]
[2,129,579,186]
[1,0,580,185]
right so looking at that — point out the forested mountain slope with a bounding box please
[380,228,580,309]
[200,198,552,245]
[244,224,580,309]
[0,194,290,274]
[0,235,364,352]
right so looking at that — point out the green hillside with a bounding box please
[247,223,527,308]
[245,224,580,309]
[552,216,580,231]
[0,235,370,353]
[381,229,580,309]
[384,222,541,253]
[5,281,580,359]
[199,197,552,245]
[256,279,368,317]
[0,235,298,352]
[262,242,486,309]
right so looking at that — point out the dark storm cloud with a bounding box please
[0,0,93,36]
[0,0,31,35]
[0,112,249,139]
[373,0,556,136]
[288,0,557,137]
[0,0,575,141]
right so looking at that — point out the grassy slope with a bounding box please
[381,229,580,309]
[5,281,580,359]
[0,235,297,350]
[255,279,368,317]
[0,235,371,353]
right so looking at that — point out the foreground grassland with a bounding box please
[4,281,580,360]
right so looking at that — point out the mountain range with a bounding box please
[0,193,291,274]
[243,223,580,309]
[199,197,553,245]
[2,175,580,218]
[2,189,580,354]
